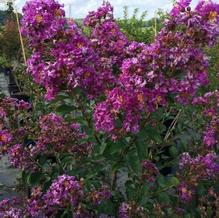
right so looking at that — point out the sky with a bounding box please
[0,0,219,19]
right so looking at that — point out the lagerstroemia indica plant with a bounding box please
[0,0,219,217]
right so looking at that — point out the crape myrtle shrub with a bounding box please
[0,0,219,217]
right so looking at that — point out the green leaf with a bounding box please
[136,130,148,161]
[97,200,116,215]
[151,108,164,121]
[144,125,162,143]
[158,192,170,204]
[56,104,76,114]
[103,140,125,158]
[169,177,180,186]
[169,146,178,157]
[27,172,42,186]
[125,180,136,199]
[22,171,28,184]
[138,185,149,205]
[157,175,166,188]
[197,183,207,196]
[126,150,141,175]
[60,210,72,218]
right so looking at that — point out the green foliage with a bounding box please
[118,7,167,44]
[118,7,153,43]
[0,1,16,26]
[206,40,219,90]
[0,55,10,68]
[0,20,21,62]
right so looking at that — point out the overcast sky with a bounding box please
[1,0,219,19]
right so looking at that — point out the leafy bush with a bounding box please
[117,7,167,44]
[0,0,219,217]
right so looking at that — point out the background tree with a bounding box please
[118,7,167,44]
[0,20,20,61]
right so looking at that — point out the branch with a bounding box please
[164,109,183,141]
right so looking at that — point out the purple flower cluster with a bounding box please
[22,0,115,100]
[43,174,83,209]
[119,202,130,218]
[142,160,159,183]
[0,97,31,113]
[0,97,35,170]
[29,181,113,217]
[0,175,87,217]
[27,186,45,217]
[178,182,194,202]
[8,144,35,170]
[84,1,129,67]
[0,198,24,218]
[203,120,218,148]
[27,177,112,217]
[0,97,31,155]
[90,185,111,205]
[84,1,113,27]
[21,0,66,46]
[171,0,219,46]
[118,202,144,218]
[93,0,219,138]
[0,129,12,146]
[178,152,219,202]
[193,90,219,148]
[94,87,142,139]
[32,113,92,156]
[4,112,92,171]
[179,152,219,179]
[21,0,219,138]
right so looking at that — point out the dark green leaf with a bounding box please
[27,172,42,186]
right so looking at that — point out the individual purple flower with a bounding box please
[119,203,130,218]
[178,182,194,202]
[179,152,192,170]
[0,107,6,119]
[204,108,216,117]
[16,100,31,110]
[202,153,219,178]
[0,129,12,146]
[195,0,219,22]
[203,127,217,148]
[90,186,112,205]
[171,0,192,16]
